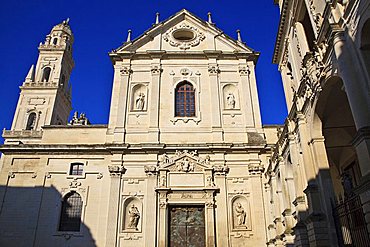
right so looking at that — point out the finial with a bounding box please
[126,29,132,42]
[236,29,242,42]
[156,12,160,24]
[25,65,35,82]
[62,18,70,26]
[207,12,213,24]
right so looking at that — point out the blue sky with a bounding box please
[0,0,287,143]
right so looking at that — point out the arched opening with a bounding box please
[59,191,82,232]
[26,112,36,130]
[360,19,370,77]
[52,37,58,45]
[41,67,51,82]
[315,76,368,245]
[175,81,195,117]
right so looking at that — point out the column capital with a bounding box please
[208,64,220,75]
[120,66,132,76]
[108,165,126,178]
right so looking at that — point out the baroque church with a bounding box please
[1,2,370,247]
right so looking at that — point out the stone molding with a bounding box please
[108,165,126,177]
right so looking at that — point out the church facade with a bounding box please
[0,9,278,247]
[2,2,370,246]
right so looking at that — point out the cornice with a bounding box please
[273,0,290,64]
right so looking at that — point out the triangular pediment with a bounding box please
[160,150,211,172]
[112,9,255,55]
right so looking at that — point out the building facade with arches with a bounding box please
[0,9,279,247]
[268,0,370,246]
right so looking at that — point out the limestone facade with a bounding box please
[267,0,370,246]
[0,10,278,247]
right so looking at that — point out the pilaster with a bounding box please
[105,161,126,247]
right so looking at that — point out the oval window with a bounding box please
[173,29,195,41]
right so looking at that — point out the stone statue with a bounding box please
[226,93,236,109]
[176,158,194,172]
[235,202,247,227]
[127,204,140,230]
[69,111,90,125]
[135,93,145,110]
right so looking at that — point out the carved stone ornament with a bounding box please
[238,66,250,75]
[180,68,192,76]
[108,165,126,177]
[299,52,323,101]
[144,165,157,176]
[163,23,205,50]
[120,66,132,75]
[208,65,220,74]
[151,65,162,75]
[213,165,230,175]
[159,150,212,172]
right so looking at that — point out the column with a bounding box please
[332,30,370,176]
[105,161,126,247]
[332,30,370,237]
[296,113,331,246]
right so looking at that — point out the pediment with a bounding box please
[112,9,255,55]
[160,150,211,172]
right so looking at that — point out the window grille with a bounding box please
[59,192,82,232]
[175,81,195,117]
[70,163,84,176]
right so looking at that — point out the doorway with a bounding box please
[168,205,205,247]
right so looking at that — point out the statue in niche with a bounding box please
[127,204,140,230]
[226,93,236,109]
[135,93,145,110]
[235,202,247,227]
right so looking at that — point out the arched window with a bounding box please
[42,67,51,82]
[52,38,58,45]
[59,192,82,232]
[175,81,195,117]
[26,112,36,130]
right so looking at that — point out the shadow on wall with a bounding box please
[292,168,370,247]
[0,185,96,247]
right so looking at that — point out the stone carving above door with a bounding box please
[159,150,212,172]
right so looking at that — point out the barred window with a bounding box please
[70,163,84,176]
[59,192,82,232]
[175,81,195,117]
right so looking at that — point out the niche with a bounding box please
[131,84,147,111]
[223,84,239,110]
[122,197,142,232]
[231,196,250,230]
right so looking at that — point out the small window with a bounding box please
[53,38,58,45]
[69,163,84,176]
[175,81,195,117]
[59,192,82,232]
[42,67,51,82]
[26,112,36,130]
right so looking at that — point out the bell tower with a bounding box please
[11,19,74,131]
